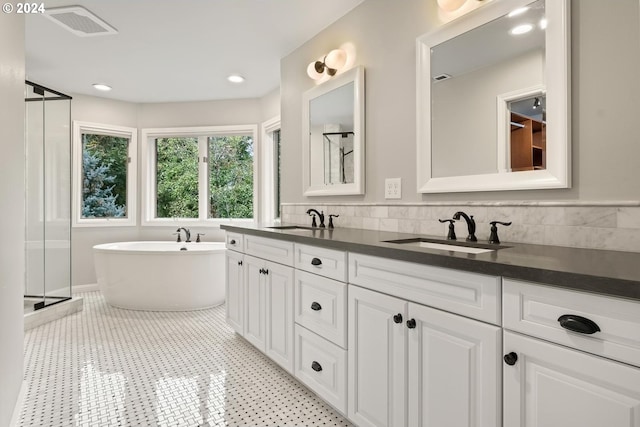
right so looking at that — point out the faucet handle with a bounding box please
[172,232,181,243]
[308,213,318,228]
[438,219,457,240]
[328,214,339,229]
[196,233,205,243]
[489,221,512,244]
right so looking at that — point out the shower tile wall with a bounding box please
[281,203,640,253]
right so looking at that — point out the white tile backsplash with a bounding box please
[282,202,640,253]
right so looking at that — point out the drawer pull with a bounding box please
[393,313,403,324]
[503,352,518,366]
[406,318,417,329]
[558,314,601,335]
[311,257,322,266]
[311,302,322,311]
[229,239,236,245]
[238,260,243,266]
[311,361,323,372]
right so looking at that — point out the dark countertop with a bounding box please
[221,223,640,301]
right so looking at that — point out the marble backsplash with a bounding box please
[281,202,640,253]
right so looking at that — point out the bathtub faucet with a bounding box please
[176,227,191,243]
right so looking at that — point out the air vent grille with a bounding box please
[44,6,117,37]
[433,73,452,82]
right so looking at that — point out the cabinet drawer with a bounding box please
[295,243,347,282]
[225,232,244,252]
[503,279,640,368]
[294,324,347,415]
[349,253,501,324]
[295,270,347,348]
[244,235,294,266]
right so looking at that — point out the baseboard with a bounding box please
[73,283,99,293]
[9,380,26,427]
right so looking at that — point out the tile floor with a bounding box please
[19,291,352,427]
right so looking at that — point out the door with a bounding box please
[265,261,295,373]
[348,285,407,427]
[225,250,244,334]
[504,331,640,427]
[244,255,265,351]
[407,302,501,427]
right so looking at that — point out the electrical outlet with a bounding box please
[385,178,402,199]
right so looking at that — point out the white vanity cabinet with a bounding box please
[503,279,640,427]
[225,248,244,334]
[348,253,502,427]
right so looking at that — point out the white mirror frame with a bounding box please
[302,66,365,196]
[416,0,570,193]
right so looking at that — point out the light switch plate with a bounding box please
[385,178,402,199]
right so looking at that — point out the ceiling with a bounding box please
[25,0,365,103]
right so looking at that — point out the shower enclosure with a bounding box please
[24,81,72,311]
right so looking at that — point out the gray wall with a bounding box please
[0,12,25,425]
[71,94,269,286]
[280,0,640,203]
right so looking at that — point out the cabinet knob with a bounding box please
[263,268,269,275]
[238,260,243,266]
[503,352,518,366]
[311,257,322,266]
[557,314,601,335]
[311,361,322,372]
[393,313,403,324]
[406,318,417,329]
[311,302,322,311]
[229,239,236,245]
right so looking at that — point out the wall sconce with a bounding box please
[307,49,348,80]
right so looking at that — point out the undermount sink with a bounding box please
[266,225,318,231]
[384,238,507,254]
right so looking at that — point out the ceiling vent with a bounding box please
[43,6,117,37]
[432,73,452,82]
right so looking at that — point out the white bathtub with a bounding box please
[93,241,226,311]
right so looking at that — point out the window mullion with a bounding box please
[198,136,208,221]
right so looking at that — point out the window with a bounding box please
[73,122,137,226]
[141,125,257,225]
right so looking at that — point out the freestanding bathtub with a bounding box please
[93,241,226,311]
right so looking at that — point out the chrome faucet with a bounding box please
[306,209,325,228]
[176,227,191,243]
[452,211,477,242]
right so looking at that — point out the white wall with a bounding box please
[280,0,640,203]
[71,93,273,286]
[0,12,25,426]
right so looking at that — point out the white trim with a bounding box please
[416,0,571,193]
[261,116,281,222]
[302,66,365,196]
[9,381,27,427]
[140,125,258,226]
[73,283,100,293]
[72,121,137,227]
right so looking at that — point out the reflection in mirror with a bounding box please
[303,66,365,196]
[417,0,570,193]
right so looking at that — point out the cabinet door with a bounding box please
[244,255,265,352]
[348,285,407,427]
[265,261,295,373]
[504,331,640,427]
[225,250,244,334]
[407,303,501,427]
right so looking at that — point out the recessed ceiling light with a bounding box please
[510,24,533,35]
[508,7,529,17]
[92,83,112,91]
[227,75,245,83]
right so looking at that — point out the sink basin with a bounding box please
[266,225,317,231]
[384,238,506,254]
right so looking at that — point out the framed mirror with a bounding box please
[416,0,570,193]
[302,66,365,196]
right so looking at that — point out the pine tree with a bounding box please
[82,150,125,218]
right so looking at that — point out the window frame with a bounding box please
[140,125,258,227]
[72,121,138,227]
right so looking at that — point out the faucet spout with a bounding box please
[452,211,477,242]
[306,209,325,228]
[176,227,191,243]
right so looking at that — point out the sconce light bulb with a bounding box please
[307,61,324,80]
[325,49,347,70]
[437,0,466,12]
